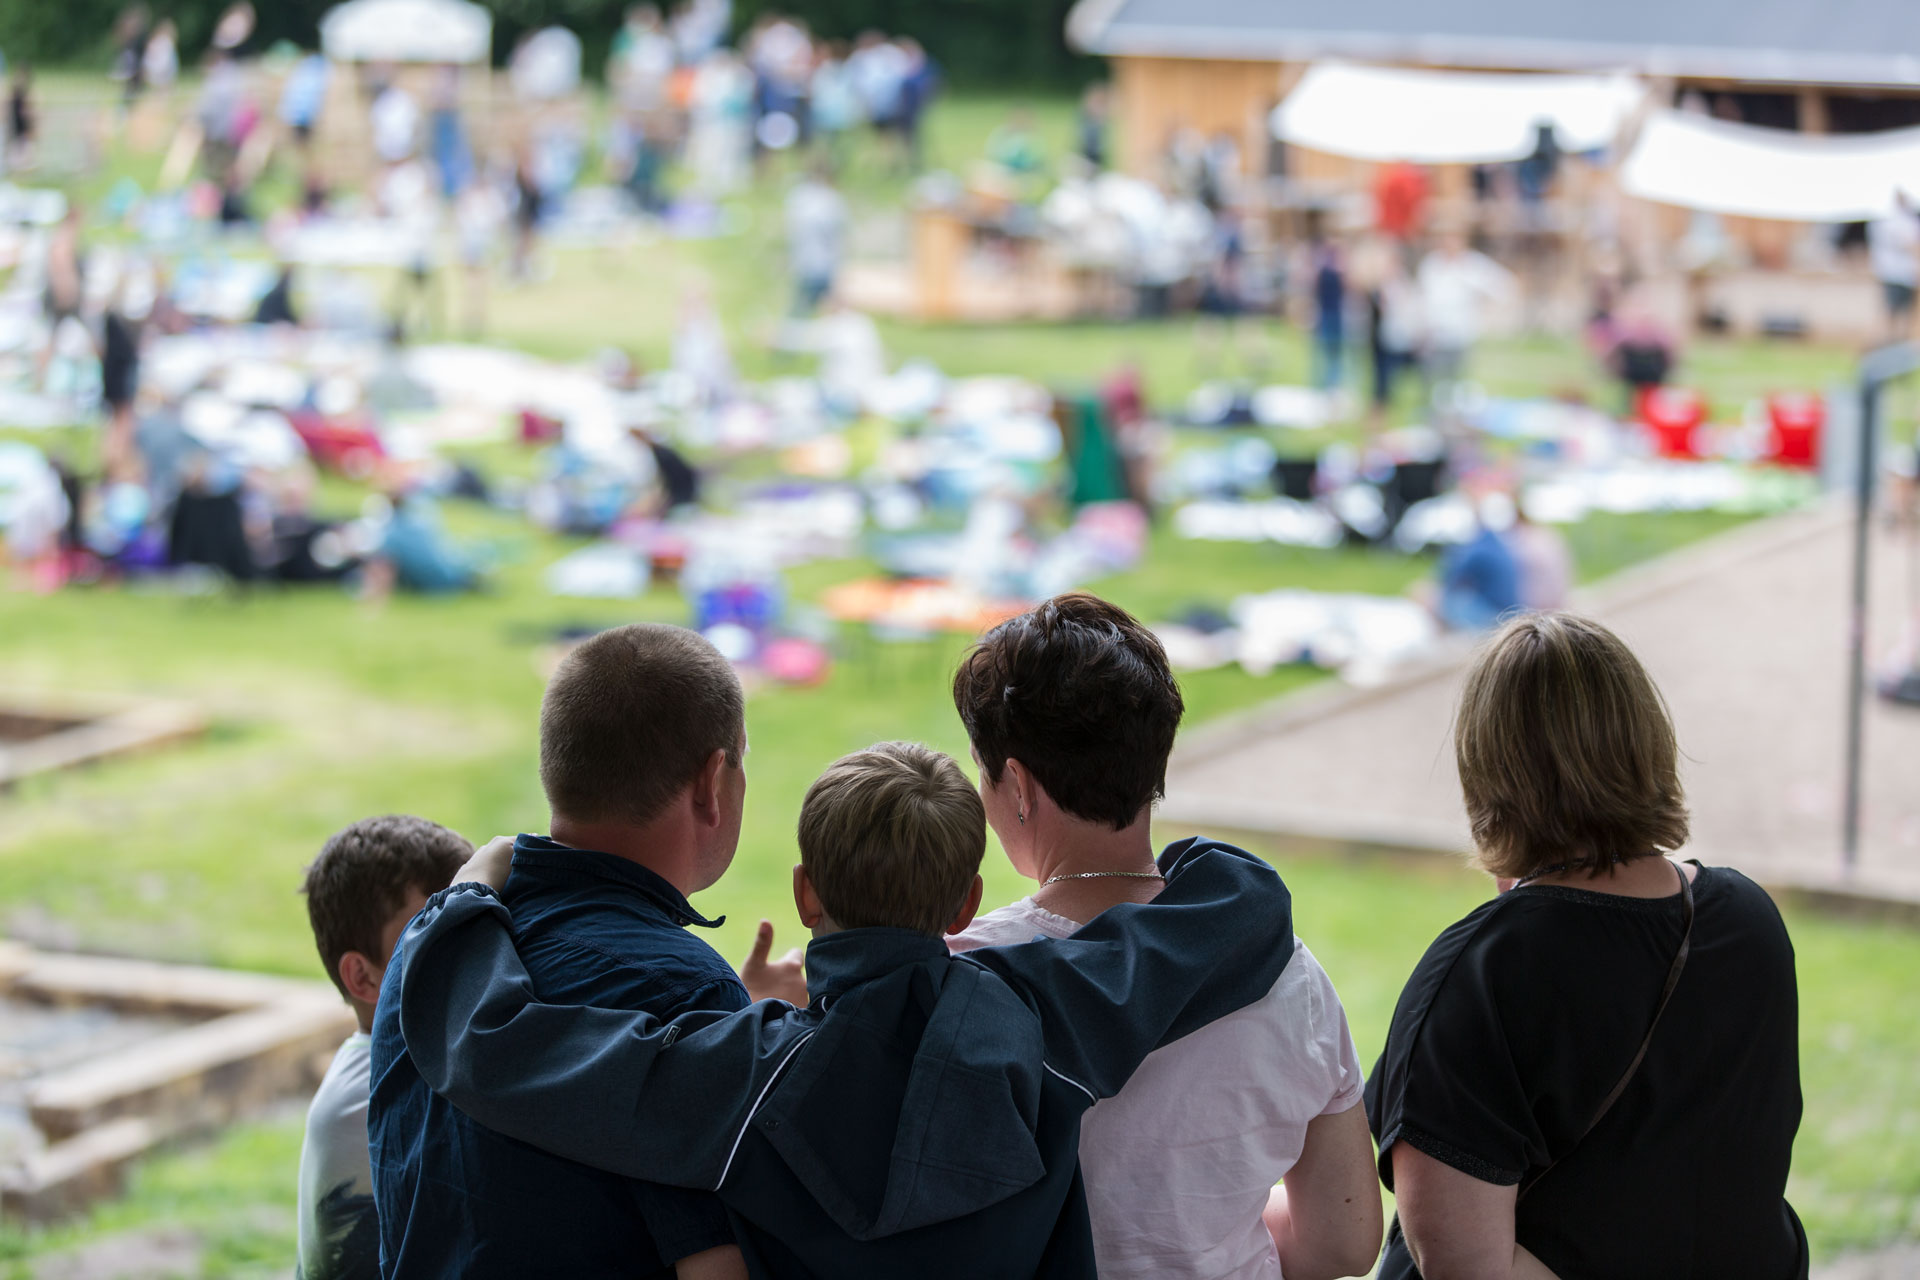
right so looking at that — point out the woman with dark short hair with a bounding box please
[1367,613,1807,1280]
[947,593,1383,1280]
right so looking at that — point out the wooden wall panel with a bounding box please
[1113,56,1287,183]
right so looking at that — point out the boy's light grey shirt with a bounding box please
[296,1032,379,1280]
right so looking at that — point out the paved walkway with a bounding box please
[1163,503,1920,906]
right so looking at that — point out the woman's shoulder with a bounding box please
[1694,860,1783,912]
[1407,862,1789,999]
[1408,887,1545,971]
[1692,861,1797,956]
[1392,885,1613,1016]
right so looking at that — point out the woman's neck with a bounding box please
[1027,813,1162,925]
[1519,853,1694,899]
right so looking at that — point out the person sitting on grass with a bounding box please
[383,740,1295,1280]
[296,814,470,1280]
[1432,491,1522,633]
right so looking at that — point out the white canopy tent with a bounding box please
[1621,109,1920,222]
[1270,62,1644,165]
[320,0,492,64]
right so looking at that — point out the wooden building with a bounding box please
[1068,0,1920,180]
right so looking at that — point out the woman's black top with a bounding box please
[1365,863,1809,1280]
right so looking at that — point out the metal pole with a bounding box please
[1844,343,1920,876]
[1842,379,1879,873]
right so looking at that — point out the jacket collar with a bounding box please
[803,927,949,1002]
[508,834,725,928]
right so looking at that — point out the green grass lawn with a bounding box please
[0,78,1911,1272]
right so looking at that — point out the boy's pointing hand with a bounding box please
[739,919,808,1006]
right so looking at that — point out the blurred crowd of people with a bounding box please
[602,5,940,206]
[0,9,1828,662]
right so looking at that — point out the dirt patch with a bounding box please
[1817,1244,1920,1279]
[30,1227,202,1280]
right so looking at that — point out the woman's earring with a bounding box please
[1018,809,1026,825]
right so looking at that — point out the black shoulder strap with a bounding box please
[1518,859,1695,1203]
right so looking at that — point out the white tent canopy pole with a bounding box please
[1270,61,1644,165]
[1621,108,1920,222]
[320,0,493,64]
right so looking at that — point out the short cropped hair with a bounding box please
[797,742,985,936]
[540,624,745,825]
[952,593,1184,830]
[301,815,470,999]
[1455,612,1690,880]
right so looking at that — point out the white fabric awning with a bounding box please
[320,0,492,64]
[1271,62,1644,165]
[1621,109,1920,222]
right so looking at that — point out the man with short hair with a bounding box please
[368,624,754,1279]
[297,815,470,1280]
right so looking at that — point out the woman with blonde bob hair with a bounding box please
[1364,613,1808,1280]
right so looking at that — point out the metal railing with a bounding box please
[1844,340,1920,871]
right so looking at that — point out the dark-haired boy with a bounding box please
[297,815,470,1280]
[383,741,1295,1279]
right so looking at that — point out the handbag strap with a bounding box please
[1517,858,1695,1203]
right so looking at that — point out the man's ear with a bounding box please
[690,747,729,826]
[946,873,985,935]
[337,950,384,1007]
[793,863,826,929]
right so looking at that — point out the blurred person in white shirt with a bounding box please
[1417,229,1513,397]
[784,161,847,315]
[1869,191,1920,340]
[370,82,419,167]
[611,4,676,113]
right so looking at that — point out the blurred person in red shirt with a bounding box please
[1374,161,1427,242]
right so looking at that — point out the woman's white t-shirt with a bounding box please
[949,900,1363,1280]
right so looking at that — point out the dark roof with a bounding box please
[1068,0,1920,87]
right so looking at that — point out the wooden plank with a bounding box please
[0,939,32,986]
[28,1000,352,1141]
[0,701,205,786]
[0,942,356,1220]
[8,950,333,1018]
[0,1118,157,1221]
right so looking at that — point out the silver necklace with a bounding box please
[1042,870,1165,886]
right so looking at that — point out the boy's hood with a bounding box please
[744,928,1053,1240]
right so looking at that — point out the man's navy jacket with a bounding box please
[367,836,745,1277]
[391,837,1294,1280]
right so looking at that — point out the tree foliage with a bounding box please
[728,0,1096,86]
[0,0,1096,87]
